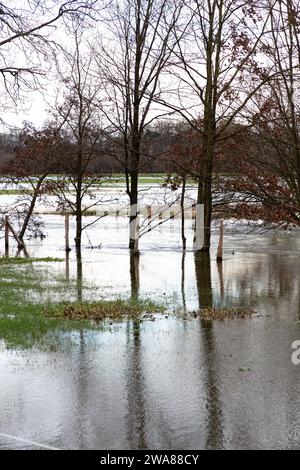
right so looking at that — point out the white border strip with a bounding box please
[0,432,60,450]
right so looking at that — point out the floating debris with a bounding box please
[239,367,251,372]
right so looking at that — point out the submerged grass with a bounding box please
[0,260,164,349]
[0,262,84,348]
[45,299,165,321]
[198,307,254,321]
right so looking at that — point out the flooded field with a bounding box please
[1,213,300,449]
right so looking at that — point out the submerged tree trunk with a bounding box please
[181,251,186,312]
[196,127,215,252]
[130,250,140,301]
[196,15,216,253]
[76,247,83,303]
[181,176,186,251]
[129,161,139,249]
[216,219,224,261]
[194,251,213,308]
[129,34,141,250]
[75,171,83,252]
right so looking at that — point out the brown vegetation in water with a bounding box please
[198,307,254,321]
[45,300,165,321]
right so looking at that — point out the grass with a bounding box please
[0,262,81,348]
[0,256,64,265]
[0,189,32,195]
[0,259,164,349]
[0,177,166,193]
[0,174,198,196]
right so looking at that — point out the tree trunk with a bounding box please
[216,219,224,261]
[129,164,139,249]
[75,177,82,252]
[129,107,140,249]
[130,250,140,301]
[196,18,216,253]
[194,251,213,308]
[196,128,214,252]
[180,176,186,250]
[18,175,46,240]
[76,246,83,303]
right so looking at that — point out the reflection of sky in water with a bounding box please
[3,213,299,313]
[1,214,300,449]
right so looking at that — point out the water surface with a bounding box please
[1,215,300,449]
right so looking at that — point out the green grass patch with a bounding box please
[0,259,164,349]
[0,189,32,195]
[0,257,64,265]
[0,261,90,349]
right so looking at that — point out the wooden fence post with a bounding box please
[216,220,224,262]
[192,204,196,220]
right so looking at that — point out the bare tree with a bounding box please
[158,0,274,251]
[52,26,108,253]
[96,0,183,249]
[0,122,64,245]
[0,0,98,116]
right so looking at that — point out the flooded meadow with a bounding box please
[1,204,300,449]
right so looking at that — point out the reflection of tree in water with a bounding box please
[220,253,300,307]
[125,252,147,448]
[194,252,224,449]
[181,251,187,312]
[125,321,147,449]
[74,330,89,449]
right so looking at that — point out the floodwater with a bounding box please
[1,213,300,449]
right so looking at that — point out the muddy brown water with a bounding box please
[1,215,300,449]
